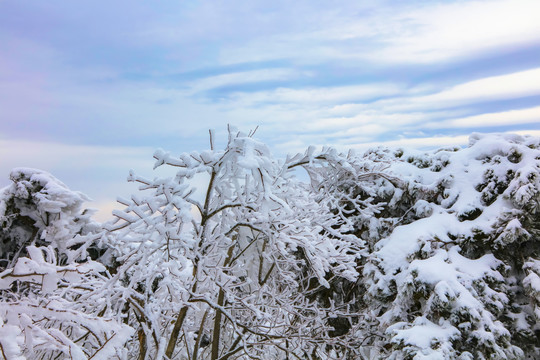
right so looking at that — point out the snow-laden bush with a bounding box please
[0,246,133,359]
[319,133,540,359]
[0,168,103,269]
[0,169,128,359]
[103,128,363,359]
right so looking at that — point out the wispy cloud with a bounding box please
[215,68,540,150]
[428,106,540,129]
[348,129,540,151]
[215,0,540,66]
[350,134,471,150]
[189,68,306,93]
[400,68,540,109]
[227,83,403,106]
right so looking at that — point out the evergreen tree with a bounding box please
[0,168,103,270]
[322,133,540,359]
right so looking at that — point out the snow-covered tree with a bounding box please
[319,133,540,359]
[0,168,104,270]
[0,168,130,359]
[102,127,363,359]
[0,245,133,359]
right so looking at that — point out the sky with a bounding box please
[1,0,539,220]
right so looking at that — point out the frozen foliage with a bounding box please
[319,133,540,359]
[0,169,126,359]
[103,127,363,359]
[0,246,133,359]
[0,168,103,269]
[1,130,539,359]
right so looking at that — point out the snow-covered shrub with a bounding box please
[0,169,128,359]
[103,128,363,359]
[0,168,103,270]
[327,133,540,359]
[0,246,133,359]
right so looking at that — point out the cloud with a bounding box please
[350,134,471,150]
[367,0,540,64]
[408,68,540,107]
[428,106,540,129]
[0,139,214,221]
[90,199,124,222]
[198,66,540,156]
[514,130,540,137]
[308,111,450,133]
[216,0,540,66]
[1,0,539,213]
[222,67,540,147]
[227,83,403,106]
[189,68,305,93]
[343,68,540,116]
[347,129,540,151]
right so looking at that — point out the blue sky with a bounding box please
[1,0,539,219]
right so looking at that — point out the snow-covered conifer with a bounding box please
[325,133,540,359]
[0,168,103,270]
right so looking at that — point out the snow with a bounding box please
[82,325,135,360]
[10,168,90,212]
[389,317,459,357]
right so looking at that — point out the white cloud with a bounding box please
[429,106,540,129]
[210,66,540,151]
[0,139,155,213]
[188,68,306,93]
[0,139,153,171]
[230,67,540,142]
[2,0,539,227]
[514,130,540,138]
[349,135,470,150]
[347,129,540,152]
[414,68,540,106]
[361,68,540,114]
[368,0,540,64]
[0,139,214,222]
[90,199,124,222]
[228,83,403,106]
[308,111,437,132]
[215,0,540,66]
